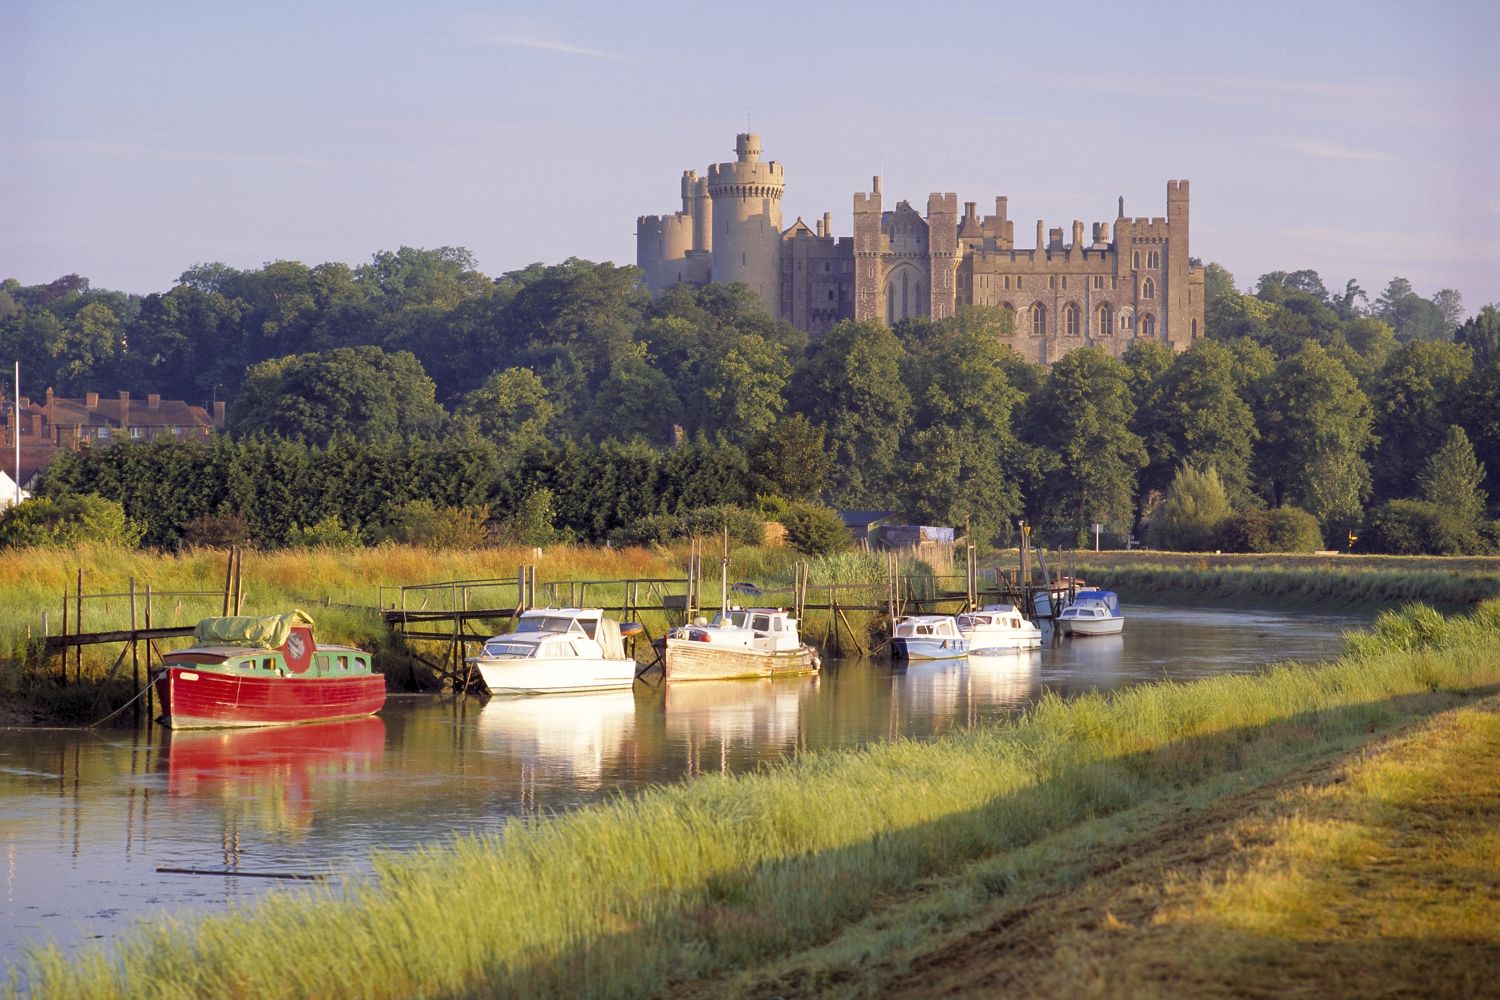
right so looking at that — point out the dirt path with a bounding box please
[692,695,1500,999]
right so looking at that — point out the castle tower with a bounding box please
[852,176,883,322]
[1164,179,1201,349]
[926,192,959,320]
[707,133,785,318]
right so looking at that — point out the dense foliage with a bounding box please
[5,253,1497,553]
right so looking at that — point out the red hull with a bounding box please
[154,666,386,729]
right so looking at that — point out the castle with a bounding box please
[636,134,1204,363]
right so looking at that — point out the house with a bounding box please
[838,510,900,549]
[0,469,27,509]
[3,389,226,486]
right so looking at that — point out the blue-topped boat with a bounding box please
[1057,590,1124,636]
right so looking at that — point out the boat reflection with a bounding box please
[164,717,386,835]
[475,689,644,789]
[966,648,1042,708]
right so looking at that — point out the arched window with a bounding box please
[1141,314,1156,338]
[1132,250,1140,269]
[1192,319,1198,338]
[1147,250,1160,269]
[1121,309,1134,333]
[1031,304,1046,337]
[1098,303,1114,336]
[1064,302,1080,336]
[1142,277,1155,299]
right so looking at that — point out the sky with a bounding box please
[2,1,1498,316]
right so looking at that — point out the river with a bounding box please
[0,604,1369,963]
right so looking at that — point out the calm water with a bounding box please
[0,604,1368,962]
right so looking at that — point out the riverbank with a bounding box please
[1073,551,1500,611]
[11,599,1499,999]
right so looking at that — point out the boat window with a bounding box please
[262,658,274,671]
[484,640,535,658]
[516,615,580,635]
[751,615,770,633]
[338,655,350,671]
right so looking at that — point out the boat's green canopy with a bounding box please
[194,610,315,649]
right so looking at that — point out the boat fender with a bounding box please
[691,630,710,642]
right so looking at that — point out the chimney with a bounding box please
[148,393,161,411]
[213,401,226,426]
[85,392,99,408]
[30,414,41,436]
[823,211,832,238]
[119,390,130,429]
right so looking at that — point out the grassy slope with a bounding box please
[11,600,1500,999]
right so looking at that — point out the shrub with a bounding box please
[182,511,251,549]
[1145,464,1231,551]
[0,495,145,548]
[1218,505,1323,553]
[779,502,853,556]
[497,488,557,547]
[286,514,363,549]
[610,505,763,548]
[372,500,489,549]
[1361,499,1481,556]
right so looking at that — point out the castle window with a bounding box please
[1192,318,1199,338]
[1132,250,1140,269]
[1142,277,1155,299]
[1093,275,1104,290]
[1121,310,1134,332]
[1048,275,1056,290]
[1099,303,1114,336]
[1148,250,1161,269]
[1016,276,1023,289]
[1062,276,1068,289]
[1031,304,1046,337]
[1142,314,1157,338]
[1064,303,1080,336]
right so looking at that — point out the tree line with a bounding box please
[4,252,1498,554]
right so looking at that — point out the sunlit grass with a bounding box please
[11,600,1500,999]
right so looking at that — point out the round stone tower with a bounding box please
[707,133,784,318]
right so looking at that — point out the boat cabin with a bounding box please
[162,645,373,679]
[513,608,605,639]
[893,615,964,640]
[678,608,803,653]
[1063,590,1121,617]
[957,605,1028,631]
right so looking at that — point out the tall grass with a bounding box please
[14,599,1500,999]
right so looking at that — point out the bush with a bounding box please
[1145,465,1231,551]
[371,500,489,549]
[779,502,853,557]
[1361,499,1482,556]
[0,495,145,548]
[182,511,251,549]
[286,515,363,549]
[1218,506,1323,553]
[497,488,557,547]
[609,505,764,548]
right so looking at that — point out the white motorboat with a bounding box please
[1057,590,1125,636]
[956,604,1042,651]
[469,608,640,694]
[660,607,820,681]
[890,615,970,660]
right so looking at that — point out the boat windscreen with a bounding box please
[483,640,537,658]
[514,615,581,635]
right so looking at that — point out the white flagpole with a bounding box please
[12,361,20,506]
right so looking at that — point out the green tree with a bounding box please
[1368,340,1473,503]
[747,415,832,500]
[1020,347,1146,541]
[1253,343,1374,541]
[788,320,910,506]
[1416,425,1487,525]
[1135,339,1257,506]
[1455,304,1500,368]
[228,346,447,446]
[692,332,792,445]
[456,368,556,454]
[897,318,1027,542]
[1146,464,1232,551]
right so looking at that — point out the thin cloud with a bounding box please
[1263,136,1395,163]
[479,33,623,59]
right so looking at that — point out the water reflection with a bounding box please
[0,603,1372,961]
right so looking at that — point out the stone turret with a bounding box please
[707,133,785,318]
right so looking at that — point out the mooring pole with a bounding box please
[145,583,154,725]
[129,577,140,725]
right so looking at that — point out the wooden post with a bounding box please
[75,568,83,684]
[235,545,244,615]
[129,577,140,726]
[222,550,234,615]
[60,587,68,686]
[145,583,154,724]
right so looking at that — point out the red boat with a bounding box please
[153,611,386,729]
